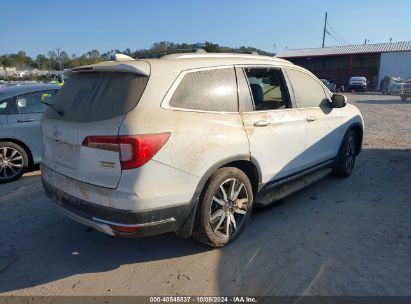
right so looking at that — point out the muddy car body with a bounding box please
[41,53,364,246]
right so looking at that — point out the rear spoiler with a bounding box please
[64,60,150,78]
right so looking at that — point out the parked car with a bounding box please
[41,53,364,247]
[400,79,411,101]
[0,84,60,183]
[320,79,336,92]
[347,76,367,91]
[380,76,404,95]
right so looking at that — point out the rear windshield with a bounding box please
[45,72,148,122]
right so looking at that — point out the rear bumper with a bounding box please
[42,178,193,237]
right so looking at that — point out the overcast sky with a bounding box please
[2,0,411,57]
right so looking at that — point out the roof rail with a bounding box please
[135,48,202,59]
[161,52,288,62]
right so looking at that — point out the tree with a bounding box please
[35,54,49,70]
[203,41,219,53]
[87,49,101,64]
[60,51,70,69]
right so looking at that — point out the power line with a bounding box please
[326,21,349,45]
[326,30,345,45]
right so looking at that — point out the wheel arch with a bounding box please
[175,155,262,238]
[347,122,363,155]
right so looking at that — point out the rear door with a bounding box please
[6,90,57,157]
[236,66,306,184]
[41,70,149,189]
[285,68,342,167]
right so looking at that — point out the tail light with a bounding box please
[82,133,170,169]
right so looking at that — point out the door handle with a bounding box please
[17,118,34,123]
[306,116,317,122]
[254,120,270,127]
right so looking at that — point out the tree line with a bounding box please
[0,41,275,71]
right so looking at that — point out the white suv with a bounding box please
[41,53,364,247]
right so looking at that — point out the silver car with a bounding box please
[0,84,60,183]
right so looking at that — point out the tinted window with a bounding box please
[235,68,254,112]
[45,72,148,122]
[16,91,51,114]
[286,69,329,108]
[0,98,12,115]
[169,68,238,112]
[244,68,290,111]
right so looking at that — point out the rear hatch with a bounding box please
[41,62,150,189]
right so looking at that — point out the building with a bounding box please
[276,41,411,90]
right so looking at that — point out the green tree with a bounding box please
[35,54,49,70]
[203,41,219,53]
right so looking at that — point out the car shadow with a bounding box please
[215,148,411,295]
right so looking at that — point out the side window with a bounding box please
[0,99,10,115]
[0,97,17,115]
[286,69,329,108]
[243,68,291,111]
[41,90,58,104]
[15,91,54,114]
[169,68,238,112]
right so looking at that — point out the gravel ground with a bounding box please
[0,93,410,296]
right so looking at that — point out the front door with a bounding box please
[236,67,307,185]
[285,68,342,167]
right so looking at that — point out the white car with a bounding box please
[41,52,364,247]
[348,76,367,91]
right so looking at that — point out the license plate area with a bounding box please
[52,140,79,169]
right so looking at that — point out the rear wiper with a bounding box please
[43,101,64,116]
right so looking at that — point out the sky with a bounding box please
[1,0,411,57]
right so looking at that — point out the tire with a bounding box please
[333,129,358,178]
[401,95,407,102]
[192,167,253,247]
[0,142,29,183]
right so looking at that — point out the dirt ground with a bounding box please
[0,93,410,296]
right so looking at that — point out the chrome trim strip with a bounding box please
[91,217,176,228]
[53,204,115,236]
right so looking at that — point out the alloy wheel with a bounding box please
[0,146,24,180]
[209,178,249,238]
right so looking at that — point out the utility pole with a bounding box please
[322,12,328,48]
[56,48,61,71]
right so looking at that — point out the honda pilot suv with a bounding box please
[41,52,364,247]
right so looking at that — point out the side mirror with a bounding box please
[331,94,347,108]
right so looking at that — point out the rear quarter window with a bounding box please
[169,68,238,112]
[45,72,148,122]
